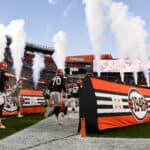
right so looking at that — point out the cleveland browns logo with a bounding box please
[3,96,18,112]
[128,89,148,120]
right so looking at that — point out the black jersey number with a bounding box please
[52,76,62,86]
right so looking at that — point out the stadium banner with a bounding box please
[2,89,45,116]
[80,76,150,132]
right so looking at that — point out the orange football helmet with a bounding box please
[57,68,64,75]
[0,62,8,71]
[77,79,83,86]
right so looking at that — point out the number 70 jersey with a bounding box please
[49,75,66,93]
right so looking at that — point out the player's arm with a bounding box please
[48,79,53,91]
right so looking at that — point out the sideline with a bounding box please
[0,113,79,150]
[0,113,150,150]
[22,133,78,150]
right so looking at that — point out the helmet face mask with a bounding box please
[57,68,64,75]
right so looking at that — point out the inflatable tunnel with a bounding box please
[3,89,45,116]
[80,76,150,133]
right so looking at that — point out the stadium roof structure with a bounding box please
[65,54,94,63]
[6,36,54,55]
[65,54,113,63]
[25,42,54,55]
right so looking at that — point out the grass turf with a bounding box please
[1,114,150,139]
[0,114,44,140]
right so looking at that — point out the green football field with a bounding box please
[1,113,150,139]
[0,114,44,139]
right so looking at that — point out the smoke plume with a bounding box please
[53,31,67,70]
[7,19,26,81]
[64,0,75,17]
[32,53,45,89]
[0,24,7,61]
[82,0,110,73]
[48,0,56,5]
[108,2,148,60]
